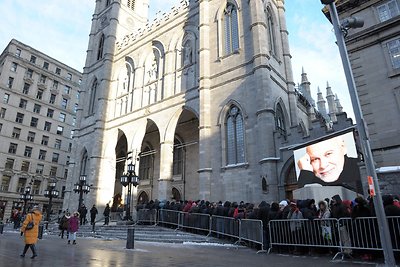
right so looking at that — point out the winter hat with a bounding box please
[332,194,342,203]
[279,200,288,207]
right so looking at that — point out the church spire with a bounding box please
[335,94,344,113]
[326,81,337,122]
[317,86,327,116]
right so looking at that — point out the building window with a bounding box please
[30,55,37,64]
[64,85,71,94]
[36,164,44,174]
[41,135,49,146]
[262,177,268,192]
[33,104,41,113]
[7,77,14,89]
[52,80,59,90]
[59,113,66,122]
[30,117,38,128]
[5,158,15,169]
[19,98,27,109]
[38,150,47,160]
[70,130,74,138]
[55,67,61,75]
[226,105,245,165]
[173,138,184,175]
[43,62,49,70]
[47,108,54,118]
[24,146,32,157]
[377,0,400,22]
[32,180,41,195]
[54,139,62,149]
[224,3,239,55]
[78,79,82,86]
[27,131,35,142]
[36,89,44,100]
[8,143,18,154]
[0,123,2,133]
[64,169,68,180]
[74,103,78,113]
[39,74,47,84]
[3,93,10,103]
[387,38,400,69]
[1,175,11,191]
[72,117,76,126]
[50,166,57,177]
[44,122,52,132]
[67,73,72,80]
[11,62,18,72]
[49,94,56,104]
[266,7,277,55]
[16,49,22,57]
[275,104,287,139]
[139,146,153,180]
[25,68,33,78]
[61,98,68,109]
[52,153,59,163]
[23,83,30,94]
[97,34,105,60]
[68,143,72,152]
[15,112,24,123]
[57,126,64,135]
[17,178,27,193]
[89,79,98,114]
[21,161,30,172]
[12,127,21,139]
[0,108,6,118]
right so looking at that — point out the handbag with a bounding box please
[25,214,34,230]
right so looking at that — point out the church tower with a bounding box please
[63,0,149,211]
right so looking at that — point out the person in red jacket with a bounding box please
[67,212,79,245]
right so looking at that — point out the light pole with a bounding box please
[73,175,90,210]
[20,187,33,215]
[321,1,396,265]
[44,181,59,229]
[120,162,139,221]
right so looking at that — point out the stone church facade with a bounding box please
[63,0,351,212]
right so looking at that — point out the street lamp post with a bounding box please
[73,175,90,210]
[321,1,396,265]
[44,181,59,229]
[120,162,139,221]
[20,187,33,215]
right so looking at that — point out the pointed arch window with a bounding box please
[275,104,286,139]
[226,105,245,165]
[173,138,184,175]
[97,34,105,60]
[139,146,153,180]
[224,3,239,55]
[266,8,277,55]
[89,79,98,115]
[80,150,88,175]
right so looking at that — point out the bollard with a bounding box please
[126,227,135,249]
[0,224,4,234]
[38,225,44,239]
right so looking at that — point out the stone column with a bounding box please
[158,141,174,201]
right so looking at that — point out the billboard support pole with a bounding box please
[324,1,396,266]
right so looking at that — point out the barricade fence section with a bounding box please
[179,212,211,235]
[239,219,265,251]
[158,209,181,229]
[136,209,157,225]
[210,215,240,240]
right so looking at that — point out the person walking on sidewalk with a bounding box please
[90,205,98,225]
[58,211,70,239]
[67,212,79,245]
[20,205,42,259]
[103,204,110,225]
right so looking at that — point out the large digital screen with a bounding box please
[293,131,362,193]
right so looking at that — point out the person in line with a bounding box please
[297,136,361,192]
[78,204,87,225]
[67,212,79,245]
[58,211,70,239]
[90,204,98,225]
[20,206,42,259]
[103,203,111,225]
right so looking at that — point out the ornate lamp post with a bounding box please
[73,175,90,209]
[44,181,59,229]
[20,187,33,215]
[120,162,139,221]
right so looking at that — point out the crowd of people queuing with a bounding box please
[136,193,400,260]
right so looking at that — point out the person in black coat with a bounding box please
[90,205,98,225]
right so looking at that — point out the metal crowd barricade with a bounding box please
[158,209,181,230]
[239,219,266,253]
[268,218,341,254]
[135,209,157,225]
[179,212,211,235]
[210,215,240,240]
